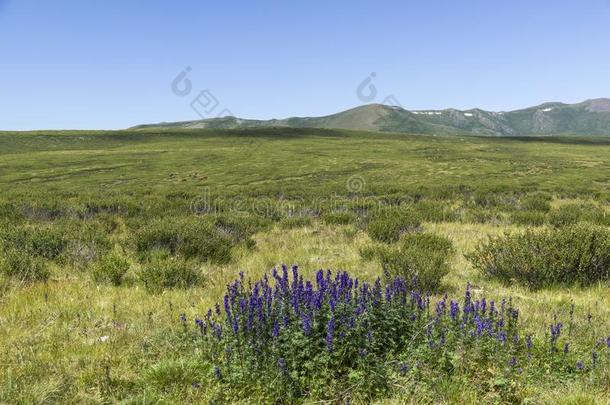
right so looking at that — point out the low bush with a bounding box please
[520,194,552,212]
[365,208,420,243]
[279,216,313,229]
[135,218,234,264]
[0,224,67,260]
[91,251,130,286]
[183,267,610,402]
[548,203,607,227]
[413,200,459,222]
[139,251,202,293]
[375,233,454,292]
[511,210,547,226]
[468,224,610,289]
[0,248,49,282]
[321,211,355,226]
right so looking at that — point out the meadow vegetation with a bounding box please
[0,128,608,403]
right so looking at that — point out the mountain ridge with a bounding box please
[131,98,610,137]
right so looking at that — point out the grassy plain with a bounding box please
[0,128,609,403]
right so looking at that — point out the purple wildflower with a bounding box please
[326,317,335,352]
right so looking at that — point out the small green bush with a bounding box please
[0,224,66,260]
[321,211,355,226]
[548,204,585,227]
[367,233,454,292]
[413,200,459,222]
[92,251,130,286]
[468,224,610,289]
[548,203,606,227]
[511,210,547,226]
[0,248,49,282]
[139,251,202,293]
[366,208,421,243]
[520,194,552,212]
[135,218,234,264]
[279,216,313,229]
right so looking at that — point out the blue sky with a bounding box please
[2,0,610,130]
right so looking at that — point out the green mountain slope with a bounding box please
[131,98,610,136]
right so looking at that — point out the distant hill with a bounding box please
[131,98,610,136]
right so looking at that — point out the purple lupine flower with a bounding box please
[576,360,584,370]
[302,312,312,335]
[450,300,459,321]
[214,366,222,379]
[508,357,517,367]
[550,322,563,344]
[179,313,187,323]
[326,316,335,352]
[272,319,280,338]
[195,318,205,335]
[358,348,367,358]
[372,278,382,306]
[606,336,610,348]
[464,283,472,313]
[399,362,409,374]
[526,335,533,350]
[278,357,288,374]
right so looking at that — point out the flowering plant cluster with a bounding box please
[185,266,609,401]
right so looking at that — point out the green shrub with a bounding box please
[212,214,267,247]
[61,221,113,268]
[463,208,499,224]
[279,216,313,229]
[548,203,606,227]
[468,224,610,289]
[366,208,421,243]
[139,251,202,292]
[520,194,552,212]
[135,218,234,264]
[413,200,459,222]
[92,251,130,286]
[321,211,355,225]
[548,204,585,227]
[369,233,454,292]
[511,210,547,226]
[0,248,49,282]
[0,224,66,260]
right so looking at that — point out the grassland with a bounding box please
[0,128,609,403]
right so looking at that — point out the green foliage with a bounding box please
[366,233,454,291]
[279,216,313,229]
[139,251,202,293]
[549,203,607,227]
[520,194,552,212]
[0,248,49,282]
[321,211,355,225]
[468,224,610,289]
[0,224,66,260]
[511,210,547,226]
[413,200,459,222]
[91,251,130,286]
[135,218,234,264]
[366,207,421,243]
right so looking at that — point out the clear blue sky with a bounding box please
[2,0,610,130]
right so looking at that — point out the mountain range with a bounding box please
[131,98,610,137]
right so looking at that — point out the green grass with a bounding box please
[0,128,609,403]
